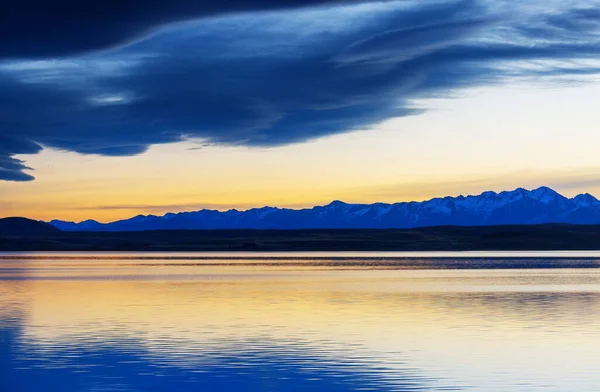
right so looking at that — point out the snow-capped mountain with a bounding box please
[49,186,600,231]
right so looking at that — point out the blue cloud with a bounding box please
[1,0,600,181]
[0,0,388,59]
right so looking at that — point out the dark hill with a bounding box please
[2,223,600,251]
[0,217,61,236]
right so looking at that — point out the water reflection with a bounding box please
[2,253,600,391]
[3,323,433,392]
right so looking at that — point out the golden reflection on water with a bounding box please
[2,254,600,391]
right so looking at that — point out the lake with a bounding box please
[2,252,600,391]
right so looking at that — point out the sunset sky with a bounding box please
[2,0,600,222]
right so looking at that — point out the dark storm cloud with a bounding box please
[0,137,41,181]
[1,0,600,181]
[0,0,387,58]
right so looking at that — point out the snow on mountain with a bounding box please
[48,187,600,231]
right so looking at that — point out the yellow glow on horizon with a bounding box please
[2,83,600,222]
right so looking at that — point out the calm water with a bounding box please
[2,252,600,392]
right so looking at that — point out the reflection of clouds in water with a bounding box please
[2,323,437,392]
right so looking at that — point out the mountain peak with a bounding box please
[498,187,528,202]
[80,219,101,224]
[529,186,563,203]
[574,193,599,206]
[480,190,498,197]
[531,185,555,193]
[500,187,525,195]
[576,192,597,200]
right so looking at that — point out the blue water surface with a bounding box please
[2,252,600,392]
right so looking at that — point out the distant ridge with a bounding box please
[0,217,61,236]
[48,186,600,232]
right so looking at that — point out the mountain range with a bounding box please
[46,186,600,232]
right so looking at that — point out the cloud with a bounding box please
[0,0,390,59]
[1,0,600,181]
[0,137,42,181]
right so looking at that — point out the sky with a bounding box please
[1,0,600,222]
